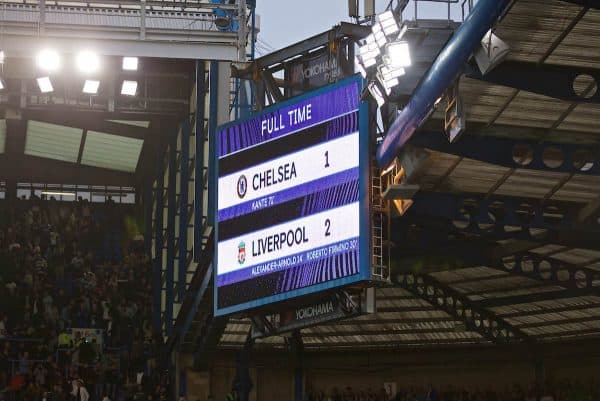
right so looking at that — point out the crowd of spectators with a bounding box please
[306,380,600,401]
[0,195,165,401]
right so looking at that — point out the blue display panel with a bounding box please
[214,76,370,316]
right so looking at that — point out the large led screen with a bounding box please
[214,76,370,316]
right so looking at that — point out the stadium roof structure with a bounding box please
[177,0,600,357]
[0,0,239,186]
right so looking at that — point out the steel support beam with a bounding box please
[394,272,531,344]
[377,0,511,167]
[144,177,153,257]
[558,0,600,9]
[178,118,191,302]
[465,61,600,103]
[167,231,215,352]
[407,191,599,234]
[231,22,369,79]
[489,251,599,292]
[194,61,208,259]
[0,3,238,60]
[207,61,219,225]
[474,288,598,308]
[153,148,165,333]
[193,314,229,370]
[411,128,600,175]
[165,134,178,336]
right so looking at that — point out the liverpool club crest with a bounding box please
[237,241,246,265]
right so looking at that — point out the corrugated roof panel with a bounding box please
[0,120,6,154]
[25,120,82,163]
[81,130,143,172]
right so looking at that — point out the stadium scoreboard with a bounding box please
[214,76,370,316]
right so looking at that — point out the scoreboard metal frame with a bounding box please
[213,75,371,316]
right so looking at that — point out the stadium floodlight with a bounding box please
[377,64,404,93]
[121,80,137,96]
[379,64,406,81]
[122,56,138,71]
[367,81,386,107]
[0,51,5,65]
[0,78,5,90]
[37,76,53,93]
[372,23,388,49]
[384,41,412,69]
[36,49,60,72]
[76,50,100,74]
[376,10,400,37]
[82,79,100,94]
[364,33,379,53]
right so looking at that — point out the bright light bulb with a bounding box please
[37,76,54,93]
[385,41,412,68]
[121,80,137,96]
[377,11,399,36]
[82,80,100,94]
[76,51,100,74]
[122,57,138,71]
[36,49,60,72]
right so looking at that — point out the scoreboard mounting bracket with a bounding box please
[250,288,376,339]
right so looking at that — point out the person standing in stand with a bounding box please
[72,379,90,401]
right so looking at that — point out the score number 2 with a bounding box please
[324,218,331,237]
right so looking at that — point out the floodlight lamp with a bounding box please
[76,51,100,74]
[0,78,5,90]
[358,46,378,67]
[36,49,60,72]
[372,24,388,49]
[82,80,100,94]
[377,10,399,36]
[122,57,138,71]
[121,80,138,96]
[379,64,406,80]
[37,76,53,93]
[361,54,377,68]
[376,72,397,95]
[384,41,412,68]
[0,51,5,65]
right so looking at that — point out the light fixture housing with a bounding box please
[36,49,60,72]
[372,23,388,49]
[83,79,100,94]
[376,10,400,37]
[384,41,412,69]
[76,50,100,74]
[122,56,138,71]
[368,81,386,107]
[121,80,138,96]
[37,76,54,93]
